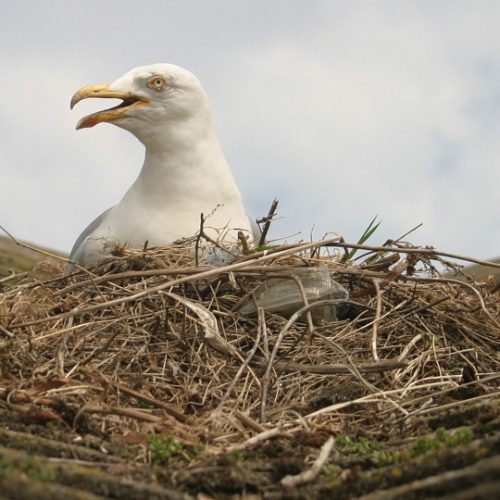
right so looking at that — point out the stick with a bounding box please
[281,436,335,488]
[258,198,279,246]
[371,279,382,362]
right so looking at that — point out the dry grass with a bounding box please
[1,236,499,458]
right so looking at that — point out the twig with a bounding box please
[91,372,189,423]
[237,231,250,254]
[79,404,163,423]
[235,427,290,449]
[281,436,335,488]
[0,325,14,338]
[0,224,69,264]
[258,198,279,246]
[327,240,500,271]
[233,411,266,433]
[0,272,29,284]
[392,222,424,243]
[394,390,500,423]
[371,279,382,362]
[304,380,459,420]
[195,213,204,266]
[256,359,407,374]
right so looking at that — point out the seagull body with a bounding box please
[70,63,256,267]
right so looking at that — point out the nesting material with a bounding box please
[0,237,499,452]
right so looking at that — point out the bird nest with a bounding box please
[0,237,499,455]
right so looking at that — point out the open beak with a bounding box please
[70,83,149,129]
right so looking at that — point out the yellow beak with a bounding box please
[70,83,149,129]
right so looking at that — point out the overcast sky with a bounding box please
[1,1,499,259]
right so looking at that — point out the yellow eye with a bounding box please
[147,76,167,91]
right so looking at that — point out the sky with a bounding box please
[1,1,499,259]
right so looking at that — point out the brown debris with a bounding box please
[0,237,499,472]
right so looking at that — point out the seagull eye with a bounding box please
[147,76,167,91]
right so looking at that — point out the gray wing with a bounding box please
[69,207,114,261]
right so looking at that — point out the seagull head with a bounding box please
[70,63,211,143]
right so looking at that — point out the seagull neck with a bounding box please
[132,132,241,203]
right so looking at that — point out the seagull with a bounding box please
[69,63,258,267]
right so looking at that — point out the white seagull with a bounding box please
[69,63,257,267]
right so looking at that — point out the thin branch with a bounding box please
[281,436,335,488]
[258,198,279,246]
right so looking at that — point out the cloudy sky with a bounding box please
[1,1,499,259]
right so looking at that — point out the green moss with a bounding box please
[438,426,474,446]
[22,458,56,482]
[335,435,381,456]
[410,427,473,458]
[411,435,441,456]
[148,435,183,464]
[336,427,474,468]
[371,450,398,467]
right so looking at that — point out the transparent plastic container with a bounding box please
[238,266,348,322]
